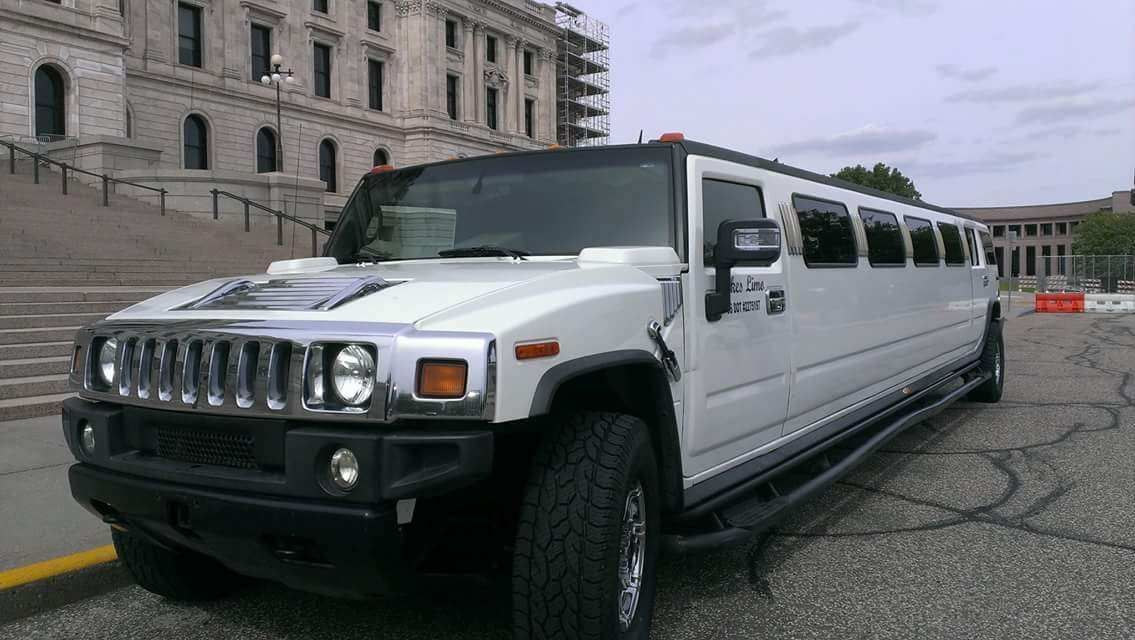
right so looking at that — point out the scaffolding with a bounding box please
[555,3,609,147]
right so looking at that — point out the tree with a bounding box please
[831,163,921,200]
[1070,212,1135,256]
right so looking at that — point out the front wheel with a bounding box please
[512,412,661,640]
[112,529,242,601]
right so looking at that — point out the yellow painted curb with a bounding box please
[0,545,118,591]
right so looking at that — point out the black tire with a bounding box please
[512,412,661,640]
[968,319,1005,403]
[112,529,241,601]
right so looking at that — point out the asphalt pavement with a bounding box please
[2,311,1133,639]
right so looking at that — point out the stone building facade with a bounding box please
[1,0,562,220]
[955,190,1135,278]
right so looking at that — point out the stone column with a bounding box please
[472,23,485,125]
[427,3,448,114]
[541,48,557,143]
[504,36,519,133]
[514,40,527,135]
[462,19,476,123]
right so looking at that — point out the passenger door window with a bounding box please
[906,217,938,266]
[859,208,905,266]
[938,222,965,266]
[965,227,981,266]
[702,178,766,265]
[792,195,856,267]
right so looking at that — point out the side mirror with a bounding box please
[706,219,781,322]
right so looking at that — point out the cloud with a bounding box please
[946,81,1100,104]
[650,22,737,58]
[853,0,938,16]
[904,151,1045,179]
[749,21,862,59]
[1022,125,1121,141]
[770,124,937,156]
[649,1,787,58]
[934,63,997,83]
[1015,98,1135,125]
[614,2,639,18]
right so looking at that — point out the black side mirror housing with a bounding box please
[706,219,782,322]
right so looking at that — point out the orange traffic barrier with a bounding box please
[1035,292,1084,313]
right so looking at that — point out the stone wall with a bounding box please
[0,0,129,139]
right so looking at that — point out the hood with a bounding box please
[110,259,585,325]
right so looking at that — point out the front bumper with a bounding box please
[63,397,494,596]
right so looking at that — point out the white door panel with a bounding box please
[682,157,791,477]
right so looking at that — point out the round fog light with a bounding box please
[80,422,96,455]
[329,448,359,490]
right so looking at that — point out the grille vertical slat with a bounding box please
[236,341,260,409]
[118,338,137,397]
[137,339,156,399]
[266,342,292,411]
[206,341,231,407]
[182,340,203,405]
[158,340,178,402]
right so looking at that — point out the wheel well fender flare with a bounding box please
[529,350,685,514]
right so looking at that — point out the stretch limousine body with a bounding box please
[62,135,1003,639]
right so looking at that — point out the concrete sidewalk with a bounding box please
[0,416,109,572]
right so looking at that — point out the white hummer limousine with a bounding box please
[63,135,1003,639]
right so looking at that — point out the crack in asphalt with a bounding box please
[748,315,1135,593]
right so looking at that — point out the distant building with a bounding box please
[955,190,1135,278]
[1,0,608,224]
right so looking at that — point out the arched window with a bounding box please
[183,114,208,169]
[319,139,337,192]
[256,127,278,173]
[34,66,65,138]
[373,148,388,167]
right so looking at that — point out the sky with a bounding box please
[567,0,1135,207]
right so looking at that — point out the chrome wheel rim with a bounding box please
[994,343,1002,384]
[617,483,646,632]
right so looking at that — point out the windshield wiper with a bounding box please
[439,246,529,260]
[350,247,387,263]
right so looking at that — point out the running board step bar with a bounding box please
[663,370,989,554]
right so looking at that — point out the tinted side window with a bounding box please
[906,217,938,266]
[702,179,766,265]
[938,222,965,265]
[980,231,996,267]
[793,195,856,267]
[965,227,980,265]
[859,208,905,266]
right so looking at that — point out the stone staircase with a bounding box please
[0,157,311,419]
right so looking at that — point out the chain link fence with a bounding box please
[1011,255,1135,293]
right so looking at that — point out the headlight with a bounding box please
[97,338,118,385]
[331,345,375,406]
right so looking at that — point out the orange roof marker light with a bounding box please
[515,340,560,361]
[659,132,685,143]
[547,143,563,150]
[369,164,395,175]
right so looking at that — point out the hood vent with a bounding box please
[180,275,400,311]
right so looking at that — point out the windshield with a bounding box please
[325,147,675,262]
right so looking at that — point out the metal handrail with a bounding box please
[2,138,169,214]
[210,188,330,257]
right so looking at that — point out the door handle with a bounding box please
[766,288,786,314]
[982,274,990,287]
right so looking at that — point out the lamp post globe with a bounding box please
[271,53,283,66]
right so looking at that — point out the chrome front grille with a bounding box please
[87,330,299,417]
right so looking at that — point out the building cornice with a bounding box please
[0,7,130,49]
[468,0,560,37]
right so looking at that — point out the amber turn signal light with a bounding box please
[515,341,560,360]
[417,361,467,398]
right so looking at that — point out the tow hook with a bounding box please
[647,321,681,382]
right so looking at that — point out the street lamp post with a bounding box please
[260,54,295,171]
